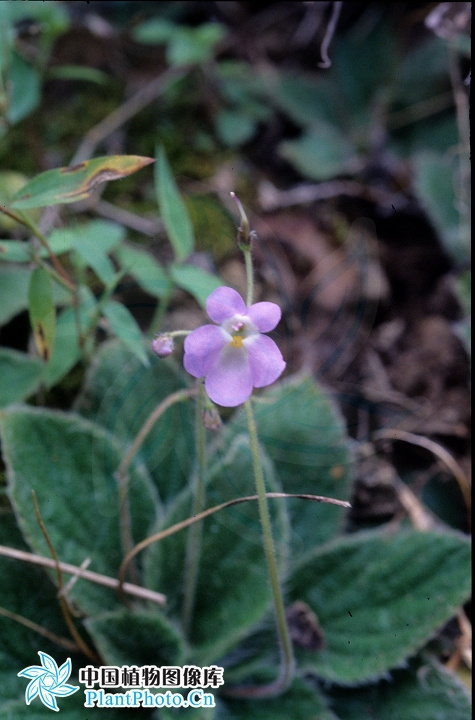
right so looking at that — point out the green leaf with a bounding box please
[50,220,125,285]
[0,266,69,325]
[167,24,226,66]
[132,17,178,44]
[145,434,289,664]
[0,514,74,704]
[395,37,450,108]
[270,74,342,129]
[216,677,337,720]
[328,656,471,720]
[0,241,32,263]
[102,299,149,366]
[332,20,399,120]
[230,376,352,562]
[47,64,109,85]
[11,155,155,209]
[6,52,41,125]
[287,529,471,684]
[43,285,97,388]
[215,110,258,147]
[115,243,172,299]
[413,152,469,262]
[74,340,195,503]
[0,266,32,325]
[28,267,55,362]
[155,147,194,262]
[85,608,186,667]
[0,406,160,615]
[0,348,43,407]
[279,124,360,181]
[170,263,222,309]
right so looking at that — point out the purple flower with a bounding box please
[184,286,285,407]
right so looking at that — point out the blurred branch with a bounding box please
[372,429,471,516]
[318,1,342,68]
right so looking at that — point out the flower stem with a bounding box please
[243,245,254,307]
[182,379,207,636]
[243,398,295,696]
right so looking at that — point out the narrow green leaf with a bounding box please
[47,64,109,85]
[0,240,31,262]
[0,267,31,324]
[0,406,160,616]
[28,267,55,362]
[0,348,43,407]
[230,376,352,562]
[74,340,195,503]
[0,266,70,325]
[102,300,148,366]
[43,285,97,388]
[145,434,289,664]
[328,656,471,720]
[85,609,186,667]
[11,156,155,209]
[6,52,41,125]
[115,243,172,299]
[287,529,471,684]
[170,263,222,308]
[131,17,178,44]
[155,147,194,262]
[51,220,125,284]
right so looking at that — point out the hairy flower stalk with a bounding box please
[183,195,294,696]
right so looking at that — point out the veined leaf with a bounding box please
[102,300,149,366]
[288,528,471,684]
[155,147,194,262]
[74,340,195,503]
[0,348,43,407]
[170,263,222,308]
[11,156,155,209]
[115,243,172,299]
[0,406,159,616]
[28,267,55,362]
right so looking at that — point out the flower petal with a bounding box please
[184,325,228,378]
[247,302,282,332]
[205,344,253,406]
[246,335,286,388]
[206,286,246,323]
[57,658,72,685]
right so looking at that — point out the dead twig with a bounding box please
[0,543,166,605]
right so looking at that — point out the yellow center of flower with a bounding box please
[231,335,243,349]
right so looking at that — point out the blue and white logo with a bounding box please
[18,651,79,712]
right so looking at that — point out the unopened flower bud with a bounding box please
[152,335,174,357]
[202,405,222,432]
